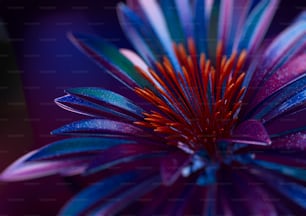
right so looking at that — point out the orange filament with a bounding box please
[134,39,247,158]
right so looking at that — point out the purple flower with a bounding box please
[2,0,306,215]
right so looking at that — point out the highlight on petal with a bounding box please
[0,150,89,181]
[221,120,271,146]
[25,137,135,162]
[51,119,145,137]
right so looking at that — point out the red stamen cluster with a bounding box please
[134,39,247,156]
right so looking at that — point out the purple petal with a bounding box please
[226,0,252,55]
[265,107,306,137]
[271,132,306,150]
[250,54,306,110]
[86,144,167,174]
[175,0,193,39]
[0,151,89,181]
[222,120,271,145]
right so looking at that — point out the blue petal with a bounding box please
[263,88,306,122]
[51,119,145,137]
[237,0,279,54]
[250,75,306,120]
[252,160,306,181]
[59,171,156,216]
[117,3,181,72]
[68,32,153,90]
[194,0,208,55]
[25,138,135,161]
[55,95,137,121]
[159,0,185,44]
[66,87,144,117]
[88,175,160,216]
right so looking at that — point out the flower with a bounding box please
[2,0,306,215]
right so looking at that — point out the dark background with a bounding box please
[0,0,305,215]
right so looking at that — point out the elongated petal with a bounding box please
[0,151,89,181]
[86,144,167,175]
[89,176,160,215]
[194,0,208,55]
[51,119,145,137]
[222,120,271,145]
[175,0,193,39]
[263,89,306,122]
[136,0,181,72]
[55,95,137,122]
[25,138,134,161]
[250,75,306,120]
[59,171,155,216]
[227,0,251,55]
[237,0,279,54]
[159,0,185,44]
[266,107,306,137]
[68,32,153,90]
[251,54,306,109]
[66,87,144,117]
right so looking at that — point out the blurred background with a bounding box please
[0,0,304,215]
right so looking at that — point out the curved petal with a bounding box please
[250,54,306,110]
[85,143,167,175]
[51,119,146,138]
[0,151,90,181]
[55,94,138,122]
[25,138,135,161]
[221,120,271,146]
[68,32,153,90]
[89,175,160,215]
[236,0,279,54]
[65,87,144,118]
[59,171,158,216]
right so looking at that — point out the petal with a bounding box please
[237,0,279,54]
[65,87,144,118]
[250,54,306,110]
[119,48,148,72]
[68,32,153,90]
[270,132,306,151]
[159,0,185,44]
[226,0,252,55]
[222,120,271,146]
[55,95,137,122]
[88,175,160,215]
[266,107,306,138]
[250,75,306,120]
[193,0,209,55]
[263,88,306,122]
[25,138,135,161]
[0,151,90,181]
[175,0,194,39]
[59,171,158,216]
[51,119,145,137]
[135,0,181,71]
[85,143,167,175]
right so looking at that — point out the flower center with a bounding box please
[134,39,247,158]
